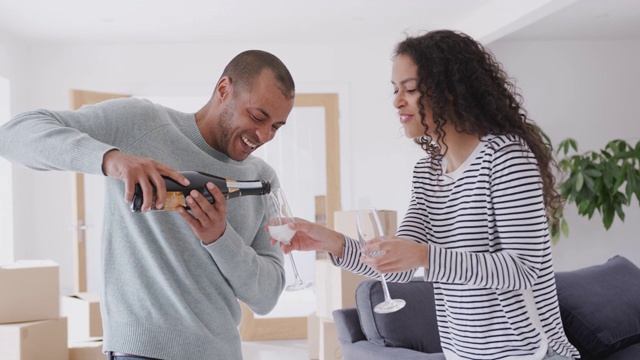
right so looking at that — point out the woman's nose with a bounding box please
[393,92,405,109]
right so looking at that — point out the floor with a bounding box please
[241,339,310,360]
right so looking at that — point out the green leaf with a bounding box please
[616,191,630,206]
[613,166,626,191]
[602,205,615,230]
[583,175,596,192]
[569,138,578,152]
[562,139,570,155]
[634,170,640,202]
[583,169,602,177]
[561,218,569,237]
[614,202,625,222]
[602,163,614,188]
[575,172,584,191]
[627,168,639,200]
[577,201,590,215]
[586,203,596,219]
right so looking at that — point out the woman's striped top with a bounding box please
[332,134,579,359]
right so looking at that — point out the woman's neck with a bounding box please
[440,131,481,173]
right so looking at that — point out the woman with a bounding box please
[282,30,579,359]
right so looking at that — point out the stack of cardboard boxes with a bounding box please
[62,292,105,360]
[0,260,68,360]
[0,260,106,360]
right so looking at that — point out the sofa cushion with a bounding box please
[355,279,442,354]
[555,256,640,359]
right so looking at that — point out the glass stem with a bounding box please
[379,273,393,303]
[288,252,303,283]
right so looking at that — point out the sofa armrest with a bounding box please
[333,308,366,344]
[604,343,640,360]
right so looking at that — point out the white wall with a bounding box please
[0,76,12,264]
[488,39,640,270]
[3,36,640,294]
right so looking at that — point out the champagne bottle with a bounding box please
[130,171,271,212]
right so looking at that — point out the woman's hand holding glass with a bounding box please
[359,237,430,274]
[355,209,406,314]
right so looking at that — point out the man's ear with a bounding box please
[215,76,232,100]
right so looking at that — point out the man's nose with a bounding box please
[256,124,274,144]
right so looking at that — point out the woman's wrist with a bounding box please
[422,243,430,269]
[326,231,345,258]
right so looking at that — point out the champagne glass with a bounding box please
[356,209,406,314]
[267,188,313,291]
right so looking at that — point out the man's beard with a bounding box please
[217,101,234,157]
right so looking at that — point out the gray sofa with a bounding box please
[333,255,640,360]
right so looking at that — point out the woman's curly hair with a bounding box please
[394,29,562,221]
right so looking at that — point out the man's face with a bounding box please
[210,70,294,161]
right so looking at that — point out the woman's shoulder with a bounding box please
[483,133,530,153]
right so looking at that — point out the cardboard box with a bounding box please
[307,313,320,360]
[0,260,59,324]
[69,337,107,360]
[319,317,341,360]
[61,292,103,341]
[0,317,68,360]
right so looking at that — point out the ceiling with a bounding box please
[504,0,640,41]
[0,0,639,44]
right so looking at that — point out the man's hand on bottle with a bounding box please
[102,149,189,212]
[177,182,228,245]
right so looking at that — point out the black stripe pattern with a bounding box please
[332,134,579,359]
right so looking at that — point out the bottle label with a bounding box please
[160,192,187,211]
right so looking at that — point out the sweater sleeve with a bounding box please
[203,221,285,315]
[0,98,155,175]
[201,169,286,315]
[425,141,549,290]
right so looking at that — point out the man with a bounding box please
[0,50,295,359]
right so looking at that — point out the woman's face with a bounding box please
[391,54,434,139]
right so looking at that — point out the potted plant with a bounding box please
[551,138,640,240]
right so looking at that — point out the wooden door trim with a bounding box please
[293,93,341,230]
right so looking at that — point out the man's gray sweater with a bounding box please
[0,98,286,359]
